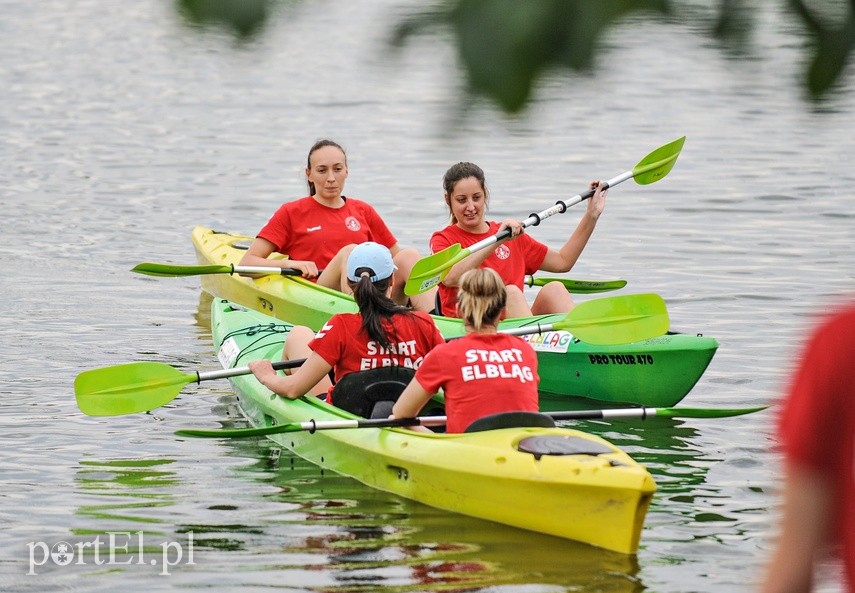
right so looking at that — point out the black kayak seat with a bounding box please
[331,366,415,419]
[463,411,556,433]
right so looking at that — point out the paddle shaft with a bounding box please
[175,406,768,438]
[464,170,630,256]
[198,358,306,383]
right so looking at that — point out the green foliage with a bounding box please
[789,0,855,98]
[176,0,271,39]
[174,0,855,110]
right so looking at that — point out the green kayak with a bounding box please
[189,226,718,409]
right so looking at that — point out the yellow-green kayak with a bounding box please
[210,297,656,553]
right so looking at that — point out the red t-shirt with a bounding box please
[430,221,548,317]
[309,311,445,404]
[414,332,539,433]
[778,302,855,589]
[258,196,397,270]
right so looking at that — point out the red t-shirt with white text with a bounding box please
[309,311,445,404]
[258,196,397,270]
[414,332,539,433]
[430,221,548,317]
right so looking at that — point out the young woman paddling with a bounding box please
[248,242,445,411]
[391,268,540,433]
[432,162,608,318]
[238,139,436,312]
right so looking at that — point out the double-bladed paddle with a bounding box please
[74,293,668,417]
[132,262,625,295]
[404,136,686,296]
[132,262,320,277]
[175,405,769,439]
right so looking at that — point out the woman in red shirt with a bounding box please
[249,242,445,406]
[238,139,436,312]
[432,161,608,318]
[391,268,539,433]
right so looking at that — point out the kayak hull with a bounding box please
[210,297,656,553]
[193,226,718,409]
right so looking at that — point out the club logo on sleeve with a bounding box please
[345,216,361,231]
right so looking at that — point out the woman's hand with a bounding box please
[497,218,525,239]
[284,260,320,278]
[587,180,608,220]
[248,360,277,389]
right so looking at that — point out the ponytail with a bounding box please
[349,271,412,350]
[457,268,506,331]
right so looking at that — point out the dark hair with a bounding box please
[306,139,347,195]
[349,272,412,351]
[442,161,488,224]
[457,268,506,330]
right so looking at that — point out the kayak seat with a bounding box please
[464,411,556,433]
[331,367,415,419]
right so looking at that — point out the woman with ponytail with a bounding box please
[249,242,444,408]
[391,268,540,433]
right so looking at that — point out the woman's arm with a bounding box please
[441,220,523,287]
[237,237,320,278]
[758,465,832,593]
[539,181,607,273]
[249,354,333,399]
[391,379,436,432]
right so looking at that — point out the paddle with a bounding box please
[524,276,627,293]
[132,262,620,295]
[74,293,666,417]
[131,262,322,278]
[174,405,769,438]
[499,293,668,346]
[404,136,686,296]
[74,358,306,417]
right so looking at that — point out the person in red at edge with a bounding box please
[432,161,607,318]
[248,242,445,405]
[391,268,539,433]
[759,300,855,593]
[238,139,436,312]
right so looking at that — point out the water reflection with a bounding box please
[226,438,646,592]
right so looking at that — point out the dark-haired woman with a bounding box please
[431,161,608,318]
[391,268,540,433]
[249,242,445,405]
[238,139,436,312]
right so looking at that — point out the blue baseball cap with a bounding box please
[346,242,397,282]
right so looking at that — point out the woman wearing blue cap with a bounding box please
[249,242,445,412]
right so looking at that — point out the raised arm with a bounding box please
[539,181,607,273]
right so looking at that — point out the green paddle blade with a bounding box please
[553,293,669,345]
[631,136,685,185]
[176,423,304,438]
[404,243,466,296]
[652,405,768,419]
[75,362,196,416]
[525,276,627,293]
[132,262,232,277]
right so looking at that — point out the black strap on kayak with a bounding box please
[517,435,614,461]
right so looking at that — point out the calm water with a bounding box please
[2,1,854,591]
